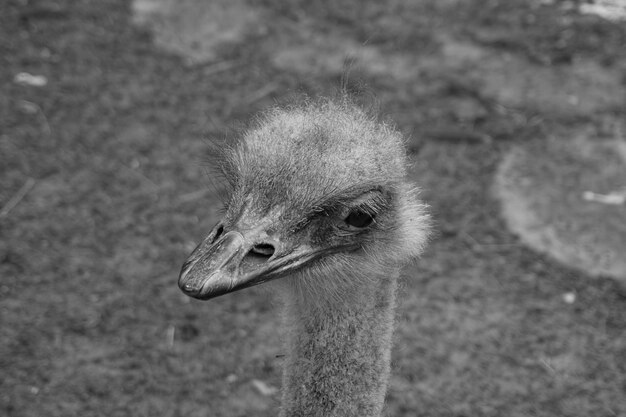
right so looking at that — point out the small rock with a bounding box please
[14,72,48,87]
[562,292,576,304]
[18,100,39,114]
[582,189,626,206]
[579,0,626,22]
[251,379,278,396]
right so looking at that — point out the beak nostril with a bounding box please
[250,243,275,258]
[211,225,225,244]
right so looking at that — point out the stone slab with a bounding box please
[132,0,260,65]
[495,130,626,280]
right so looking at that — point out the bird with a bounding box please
[178,97,430,417]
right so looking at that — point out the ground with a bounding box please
[1,0,625,416]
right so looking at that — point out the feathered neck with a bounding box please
[277,268,400,417]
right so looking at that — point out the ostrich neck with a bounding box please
[279,269,400,417]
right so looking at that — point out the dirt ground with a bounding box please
[1,1,625,416]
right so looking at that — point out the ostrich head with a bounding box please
[179,99,429,303]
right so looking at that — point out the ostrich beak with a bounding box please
[178,224,355,300]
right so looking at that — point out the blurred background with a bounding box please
[1,0,625,416]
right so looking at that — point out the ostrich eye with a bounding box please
[345,210,374,228]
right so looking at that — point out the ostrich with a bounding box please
[178,98,430,417]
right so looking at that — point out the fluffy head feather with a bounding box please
[214,98,430,304]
